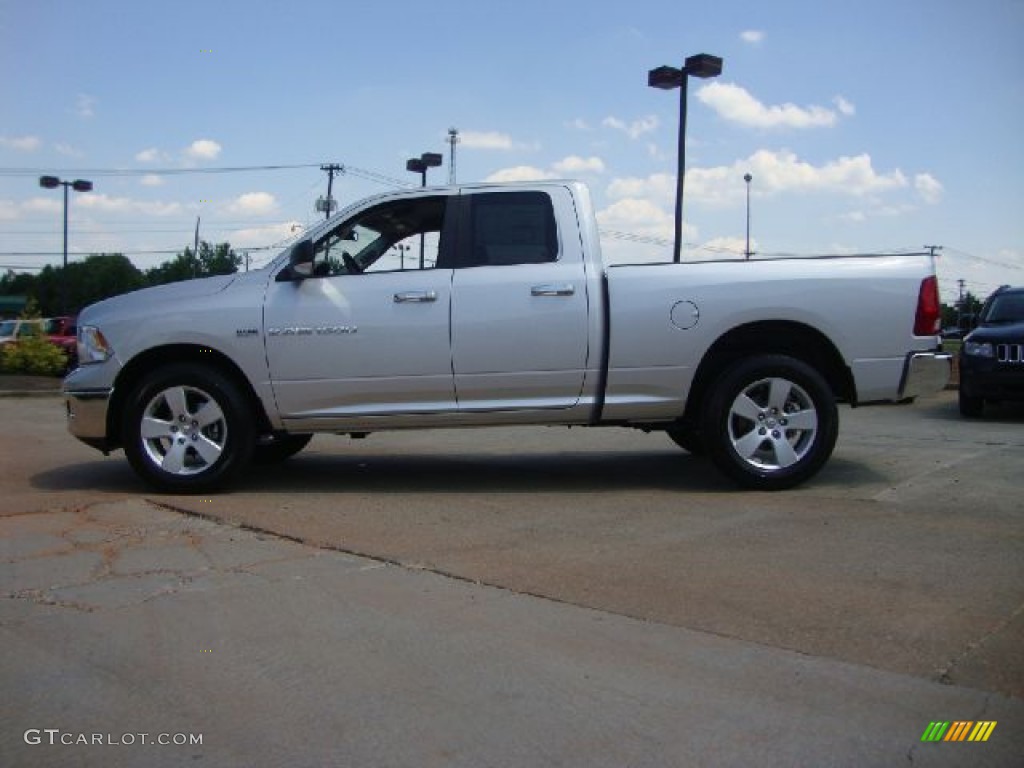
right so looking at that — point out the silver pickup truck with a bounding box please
[64,181,950,492]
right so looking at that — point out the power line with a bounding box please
[0,163,327,178]
[942,246,1022,271]
[0,161,413,189]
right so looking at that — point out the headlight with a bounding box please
[77,325,113,364]
[963,340,994,358]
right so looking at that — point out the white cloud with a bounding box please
[609,150,909,208]
[225,192,277,216]
[834,96,856,116]
[75,93,97,119]
[135,147,170,163]
[460,130,538,151]
[183,138,222,161]
[597,198,676,239]
[76,193,184,217]
[602,115,659,140]
[140,174,164,187]
[22,197,63,215]
[697,82,846,129]
[694,150,906,204]
[229,221,302,248]
[914,173,944,204]
[566,118,592,131]
[484,166,556,183]
[552,155,605,175]
[596,198,697,264]
[54,142,83,157]
[0,200,20,220]
[740,30,765,44]
[0,135,42,152]
[607,173,676,204]
[462,130,513,150]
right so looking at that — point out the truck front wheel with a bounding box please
[122,364,255,493]
[702,355,838,490]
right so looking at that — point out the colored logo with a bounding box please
[921,721,997,742]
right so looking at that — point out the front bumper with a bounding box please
[65,387,114,452]
[959,362,1024,401]
[899,351,952,400]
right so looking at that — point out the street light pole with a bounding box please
[648,53,723,263]
[406,152,443,269]
[38,175,93,315]
[744,173,753,260]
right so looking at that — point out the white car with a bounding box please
[0,318,44,346]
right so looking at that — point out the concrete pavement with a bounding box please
[2,390,1023,765]
[3,498,1023,767]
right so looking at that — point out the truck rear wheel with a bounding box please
[122,364,254,493]
[702,355,837,490]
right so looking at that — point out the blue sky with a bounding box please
[2,0,1022,302]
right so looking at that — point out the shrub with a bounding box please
[0,334,68,376]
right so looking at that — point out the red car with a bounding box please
[43,316,78,370]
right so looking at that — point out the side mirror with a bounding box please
[277,240,315,281]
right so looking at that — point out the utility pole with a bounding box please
[924,244,942,258]
[318,164,344,220]
[447,127,460,185]
[957,277,966,331]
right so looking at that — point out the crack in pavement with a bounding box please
[1,498,342,617]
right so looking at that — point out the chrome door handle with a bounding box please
[531,284,575,297]
[393,291,438,303]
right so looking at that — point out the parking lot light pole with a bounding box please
[406,152,443,188]
[38,175,93,315]
[406,153,443,268]
[648,53,723,263]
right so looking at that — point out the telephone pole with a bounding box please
[317,163,344,220]
[957,277,966,330]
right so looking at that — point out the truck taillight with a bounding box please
[914,276,941,336]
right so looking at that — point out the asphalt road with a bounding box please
[2,390,1023,766]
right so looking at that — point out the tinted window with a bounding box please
[983,293,1024,324]
[467,191,558,267]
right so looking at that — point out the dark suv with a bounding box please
[959,285,1024,416]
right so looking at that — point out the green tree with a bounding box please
[4,254,145,316]
[145,241,241,286]
[0,269,36,298]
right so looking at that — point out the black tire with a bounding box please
[958,388,984,418]
[122,363,255,493]
[253,433,313,464]
[666,424,706,455]
[702,354,838,491]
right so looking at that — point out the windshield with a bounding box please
[981,293,1024,324]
